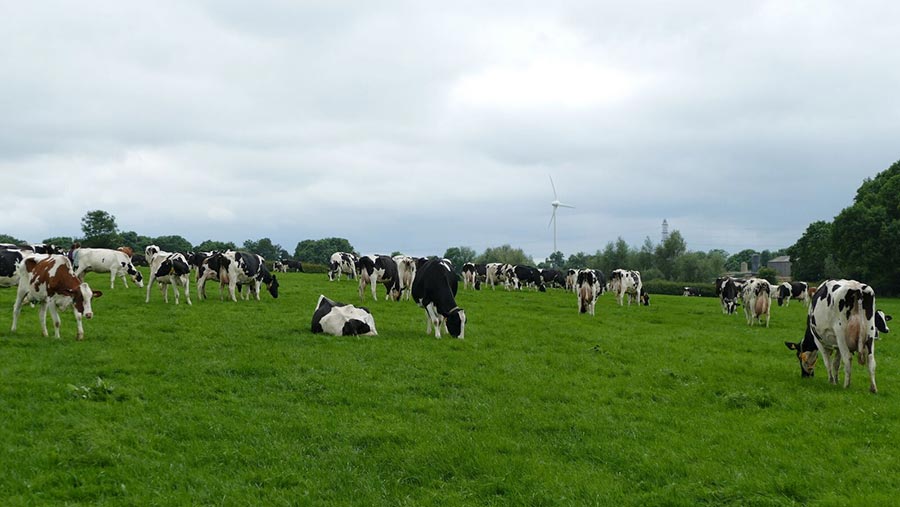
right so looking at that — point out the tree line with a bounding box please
[4,159,897,292]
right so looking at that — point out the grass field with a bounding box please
[1,271,898,506]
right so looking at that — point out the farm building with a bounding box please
[767,255,792,278]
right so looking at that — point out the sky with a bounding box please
[3,1,899,261]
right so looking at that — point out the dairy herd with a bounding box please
[1,243,893,393]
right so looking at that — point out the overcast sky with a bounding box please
[3,1,899,260]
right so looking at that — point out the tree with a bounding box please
[195,239,237,252]
[151,235,193,253]
[544,250,565,268]
[443,246,476,272]
[0,234,24,245]
[294,238,355,265]
[787,221,833,282]
[120,230,154,251]
[244,238,283,260]
[80,210,120,248]
[475,244,532,266]
[757,267,778,285]
[725,249,757,272]
[655,230,687,280]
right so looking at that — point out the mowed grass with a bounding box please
[1,271,899,506]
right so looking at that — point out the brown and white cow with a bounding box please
[11,255,102,340]
[741,278,771,327]
[785,279,881,393]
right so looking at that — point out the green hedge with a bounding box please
[302,263,329,274]
[641,279,718,297]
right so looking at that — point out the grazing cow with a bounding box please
[720,278,740,315]
[328,252,358,281]
[73,248,144,289]
[683,286,701,297]
[576,269,601,315]
[462,262,478,290]
[199,251,279,302]
[311,295,377,336]
[539,268,566,289]
[514,265,544,291]
[131,253,148,267]
[11,255,102,340]
[26,244,64,255]
[784,280,881,392]
[776,281,809,307]
[485,263,519,290]
[412,259,466,338]
[608,269,648,306]
[117,246,134,258]
[144,245,192,305]
[1,248,25,288]
[281,259,304,272]
[357,255,402,301]
[741,278,771,327]
[273,260,286,273]
[393,255,418,300]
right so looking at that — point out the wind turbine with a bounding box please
[548,175,575,254]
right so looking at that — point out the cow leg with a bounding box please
[11,287,28,333]
[371,274,379,300]
[837,342,853,389]
[253,281,261,301]
[72,307,85,340]
[145,275,156,303]
[38,302,50,337]
[866,350,877,393]
[228,280,238,302]
[358,278,366,300]
[49,303,65,339]
[182,276,192,306]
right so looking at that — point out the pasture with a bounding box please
[1,271,898,506]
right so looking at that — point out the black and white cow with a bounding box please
[311,295,377,336]
[565,269,578,292]
[741,278,771,327]
[720,278,740,315]
[539,268,566,289]
[462,262,478,290]
[198,251,279,302]
[513,265,544,291]
[328,252,358,281]
[1,248,25,288]
[144,245,192,305]
[73,248,144,289]
[357,255,402,301]
[412,258,466,338]
[576,269,601,315]
[775,281,809,307]
[784,279,881,392]
[393,255,418,301]
[608,269,648,306]
[282,260,304,272]
[682,287,701,297]
[485,263,518,290]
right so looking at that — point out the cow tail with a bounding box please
[856,295,868,365]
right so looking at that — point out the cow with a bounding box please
[131,253,149,267]
[485,263,519,290]
[683,287,701,297]
[392,255,418,300]
[329,252,358,281]
[462,262,478,290]
[11,255,102,340]
[784,279,881,392]
[741,278,771,327]
[117,246,134,258]
[311,295,377,336]
[25,244,64,255]
[144,245,192,305]
[775,281,809,307]
[198,251,279,302]
[576,269,601,315]
[513,265,544,291]
[281,259,304,272]
[357,255,402,301]
[412,258,466,338]
[1,248,25,288]
[608,269,648,306]
[539,268,566,289]
[720,278,740,315]
[73,248,144,289]
[565,269,578,292]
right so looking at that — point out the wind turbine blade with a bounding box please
[548,208,557,228]
[549,175,558,200]
[557,203,575,209]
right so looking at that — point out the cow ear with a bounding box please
[92,291,103,298]
[886,315,893,322]
[784,341,799,351]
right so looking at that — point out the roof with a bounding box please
[768,256,791,263]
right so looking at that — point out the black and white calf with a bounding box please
[73,248,144,289]
[775,281,809,307]
[328,252,358,281]
[412,259,466,338]
[785,280,881,392]
[311,295,377,336]
[144,245,192,305]
[357,255,402,301]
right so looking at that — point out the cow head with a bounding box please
[145,244,160,260]
[784,341,818,377]
[640,289,650,306]
[124,262,144,287]
[723,297,738,315]
[446,307,466,339]
[65,282,103,319]
[341,319,371,336]
[266,274,279,298]
[875,310,892,338]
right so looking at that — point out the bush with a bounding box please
[302,263,329,274]
[641,279,718,297]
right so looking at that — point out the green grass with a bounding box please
[1,272,898,506]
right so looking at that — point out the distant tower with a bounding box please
[661,219,669,242]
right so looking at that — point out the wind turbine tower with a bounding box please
[548,175,575,254]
